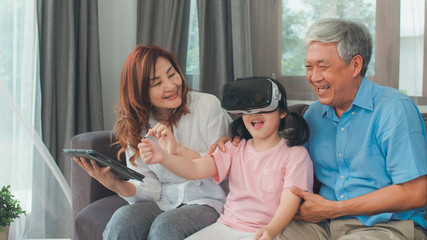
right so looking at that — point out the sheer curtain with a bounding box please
[0,1,71,239]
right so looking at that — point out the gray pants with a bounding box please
[277,219,427,240]
[103,201,219,240]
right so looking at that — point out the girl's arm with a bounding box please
[139,139,218,180]
[145,123,201,159]
[254,188,301,240]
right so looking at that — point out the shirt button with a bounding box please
[340,127,344,131]
[340,175,344,179]
[352,112,355,115]
[340,195,344,199]
[338,153,342,157]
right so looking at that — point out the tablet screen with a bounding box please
[63,148,145,182]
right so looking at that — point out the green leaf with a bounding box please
[0,185,26,229]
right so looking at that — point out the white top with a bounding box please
[120,91,233,213]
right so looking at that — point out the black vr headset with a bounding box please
[221,77,282,114]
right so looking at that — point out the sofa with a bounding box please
[70,104,427,240]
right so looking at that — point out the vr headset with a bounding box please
[221,77,282,114]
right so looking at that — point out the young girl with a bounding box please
[139,78,313,240]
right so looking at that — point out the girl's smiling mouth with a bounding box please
[251,120,264,129]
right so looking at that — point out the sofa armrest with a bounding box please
[70,130,124,220]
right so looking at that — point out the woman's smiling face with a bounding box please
[148,57,183,112]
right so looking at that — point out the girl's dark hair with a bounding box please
[229,79,309,147]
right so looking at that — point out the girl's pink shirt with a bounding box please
[211,138,313,233]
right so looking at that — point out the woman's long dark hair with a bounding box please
[113,45,189,165]
[230,79,309,147]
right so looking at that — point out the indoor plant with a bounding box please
[0,185,26,239]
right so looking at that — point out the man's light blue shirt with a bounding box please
[304,77,427,229]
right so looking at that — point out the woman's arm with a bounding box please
[74,147,162,202]
[254,188,301,240]
[139,139,218,180]
[208,136,241,154]
[74,157,136,197]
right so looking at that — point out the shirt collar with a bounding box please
[352,76,373,111]
[321,76,374,118]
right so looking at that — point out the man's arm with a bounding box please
[293,175,427,223]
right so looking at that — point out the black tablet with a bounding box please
[63,149,145,182]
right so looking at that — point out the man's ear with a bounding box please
[351,54,363,78]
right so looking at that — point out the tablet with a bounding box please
[63,148,145,182]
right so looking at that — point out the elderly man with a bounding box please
[212,18,427,239]
[278,18,427,239]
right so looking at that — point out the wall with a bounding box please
[98,0,137,130]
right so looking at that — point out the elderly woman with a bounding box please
[74,45,232,240]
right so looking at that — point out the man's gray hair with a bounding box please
[304,18,372,76]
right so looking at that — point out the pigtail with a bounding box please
[230,117,252,140]
[281,111,309,147]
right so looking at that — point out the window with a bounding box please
[185,0,200,90]
[281,0,376,77]
[279,0,425,98]
[185,0,427,100]
[1,0,40,237]
[0,0,72,238]
[399,0,425,96]
[251,0,426,100]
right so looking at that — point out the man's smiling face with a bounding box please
[305,41,362,117]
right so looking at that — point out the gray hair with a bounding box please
[304,18,372,76]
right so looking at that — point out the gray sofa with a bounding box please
[70,104,427,240]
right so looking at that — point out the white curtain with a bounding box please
[399,0,425,96]
[0,0,72,239]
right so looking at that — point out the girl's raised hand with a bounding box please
[138,138,165,164]
[145,123,180,155]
